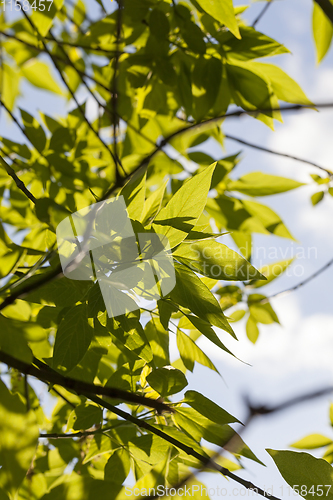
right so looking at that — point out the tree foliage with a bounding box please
[0,0,333,498]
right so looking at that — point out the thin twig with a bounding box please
[18,5,117,168]
[224,133,333,176]
[112,0,125,179]
[87,393,280,500]
[102,102,333,199]
[0,351,173,413]
[260,257,333,303]
[0,31,112,94]
[252,1,274,28]
[24,374,30,411]
[0,155,37,203]
[49,386,76,409]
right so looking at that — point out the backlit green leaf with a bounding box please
[0,380,39,499]
[193,0,240,39]
[147,366,188,396]
[153,164,216,248]
[228,172,305,196]
[267,449,333,499]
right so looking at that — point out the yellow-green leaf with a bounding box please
[173,239,265,281]
[251,258,295,288]
[153,164,216,248]
[21,60,63,95]
[291,434,333,450]
[0,380,39,499]
[313,1,333,63]
[228,172,305,196]
[193,0,240,39]
[267,449,333,499]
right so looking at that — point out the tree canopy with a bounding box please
[0,0,333,499]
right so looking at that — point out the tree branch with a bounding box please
[87,393,281,500]
[0,31,113,94]
[112,0,125,180]
[0,155,36,203]
[0,351,173,413]
[260,257,333,303]
[224,133,333,176]
[252,0,274,28]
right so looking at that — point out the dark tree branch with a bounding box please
[0,155,37,203]
[87,393,281,500]
[224,133,333,176]
[0,98,53,173]
[112,0,125,180]
[247,385,333,416]
[0,351,173,413]
[261,257,333,303]
[252,1,274,27]
[101,102,333,199]
[0,31,112,94]
[0,263,62,312]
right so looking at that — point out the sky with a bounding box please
[1,0,333,497]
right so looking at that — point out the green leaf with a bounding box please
[153,163,216,248]
[220,26,289,60]
[0,380,39,499]
[170,262,235,337]
[149,9,170,39]
[173,240,265,281]
[180,314,236,357]
[73,0,86,26]
[192,0,240,39]
[53,304,94,372]
[313,1,333,63]
[226,62,280,128]
[147,366,188,396]
[141,180,168,225]
[184,390,240,425]
[183,19,206,54]
[242,199,295,240]
[108,313,153,363]
[104,448,130,484]
[248,295,279,325]
[246,315,259,344]
[0,63,20,111]
[291,434,333,450]
[30,0,65,37]
[20,109,47,153]
[247,63,313,105]
[267,449,333,499]
[21,60,63,95]
[67,403,102,431]
[119,170,146,220]
[228,172,305,196]
[311,191,325,205]
[129,435,170,466]
[175,409,263,464]
[251,258,295,288]
[144,317,170,368]
[177,329,219,373]
[0,316,33,363]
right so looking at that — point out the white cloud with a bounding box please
[199,294,333,381]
